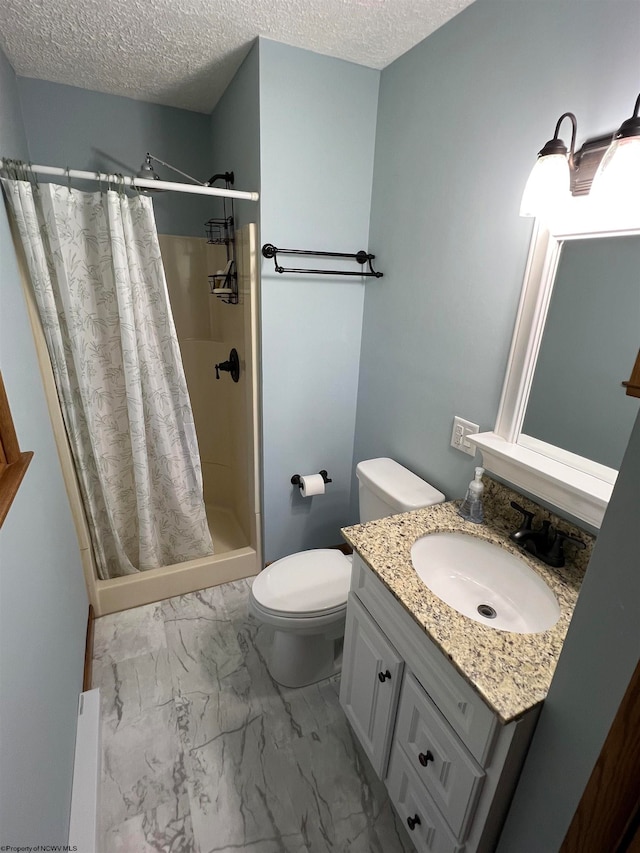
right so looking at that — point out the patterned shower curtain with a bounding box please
[2,178,214,579]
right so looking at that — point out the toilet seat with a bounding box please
[251,597,346,620]
[251,549,351,617]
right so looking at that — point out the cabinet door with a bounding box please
[339,594,404,776]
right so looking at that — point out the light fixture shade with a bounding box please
[520,153,571,218]
[590,93,640,211]
[590,136,640,212]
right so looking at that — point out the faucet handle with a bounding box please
[510,501,536,542]
[539,519,553,542]
[510,501,535,527]
[546,530,586,568]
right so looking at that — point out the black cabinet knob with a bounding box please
[407,814,421,831]
[378,669,391,682]
[418,750,434,767]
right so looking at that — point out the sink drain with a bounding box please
[477,604,497,619]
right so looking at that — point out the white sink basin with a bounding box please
[410,532,560,634]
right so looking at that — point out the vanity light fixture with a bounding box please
[520,112,577,217]
[520,92,640,218]
[591,93,640,208]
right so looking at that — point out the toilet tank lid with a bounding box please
[356,457,445,511]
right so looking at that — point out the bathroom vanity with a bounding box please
[340,481,592,853]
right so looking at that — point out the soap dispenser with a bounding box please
[459,466,485,524]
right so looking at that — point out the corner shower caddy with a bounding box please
[206,171,238,304]
[261,243,383,278]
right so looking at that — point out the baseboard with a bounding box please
[69,688,101,853]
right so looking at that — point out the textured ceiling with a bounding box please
[0,0,475,113]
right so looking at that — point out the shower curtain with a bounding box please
[2,178,214,579]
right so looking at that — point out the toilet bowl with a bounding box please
[249,549,352,688]
[250,457,445,688]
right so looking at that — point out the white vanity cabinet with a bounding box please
[339,554,540,853]
[340,594,404,776]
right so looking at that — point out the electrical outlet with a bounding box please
[451,416,480,455]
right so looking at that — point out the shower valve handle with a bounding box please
[214,348,240,383]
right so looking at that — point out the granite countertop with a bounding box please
[341,478,594,724]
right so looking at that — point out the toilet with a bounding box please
[249,457,445,687]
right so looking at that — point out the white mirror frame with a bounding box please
[473,197,640,528]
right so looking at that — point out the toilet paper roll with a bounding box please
[299,474,325,497]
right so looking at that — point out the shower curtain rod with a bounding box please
[0,160,259,201]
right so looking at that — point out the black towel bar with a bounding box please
[262,243,383,278]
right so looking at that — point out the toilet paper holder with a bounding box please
[291,470,332,488]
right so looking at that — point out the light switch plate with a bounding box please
[451,416,480,455]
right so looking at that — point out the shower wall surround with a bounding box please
[160,233,256,547]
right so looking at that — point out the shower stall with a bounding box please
[18,216,261,616]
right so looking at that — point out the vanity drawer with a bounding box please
[351,556,498,766]
[386,742,464,853]
[395,672,484,839]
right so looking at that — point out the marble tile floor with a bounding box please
[92,578,415,853]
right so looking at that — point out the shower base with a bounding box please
[90,503,260,616]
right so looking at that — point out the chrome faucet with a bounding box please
[509,501,585,568]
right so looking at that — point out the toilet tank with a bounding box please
[356,457,445,523]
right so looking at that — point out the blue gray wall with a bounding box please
[0,47,88,844]
[354,0,640,506]
[352,0,640,847]
[209,42,261,229]
[498,407,640,851]
[17,78,212,236]
[258,40,379,561]
[2,1,639,843]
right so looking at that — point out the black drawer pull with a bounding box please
[378,669,391,682]
[418,750,434,767]
[407,814,421,831]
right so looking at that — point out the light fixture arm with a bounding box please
[614,93,640,140]
[538,112,577,167]
[554,112,577,167]
[145,152,205,186]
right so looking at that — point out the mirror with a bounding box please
[520,234,640,474]
[472,197,640,528]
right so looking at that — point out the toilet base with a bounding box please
[267,624,344,688]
